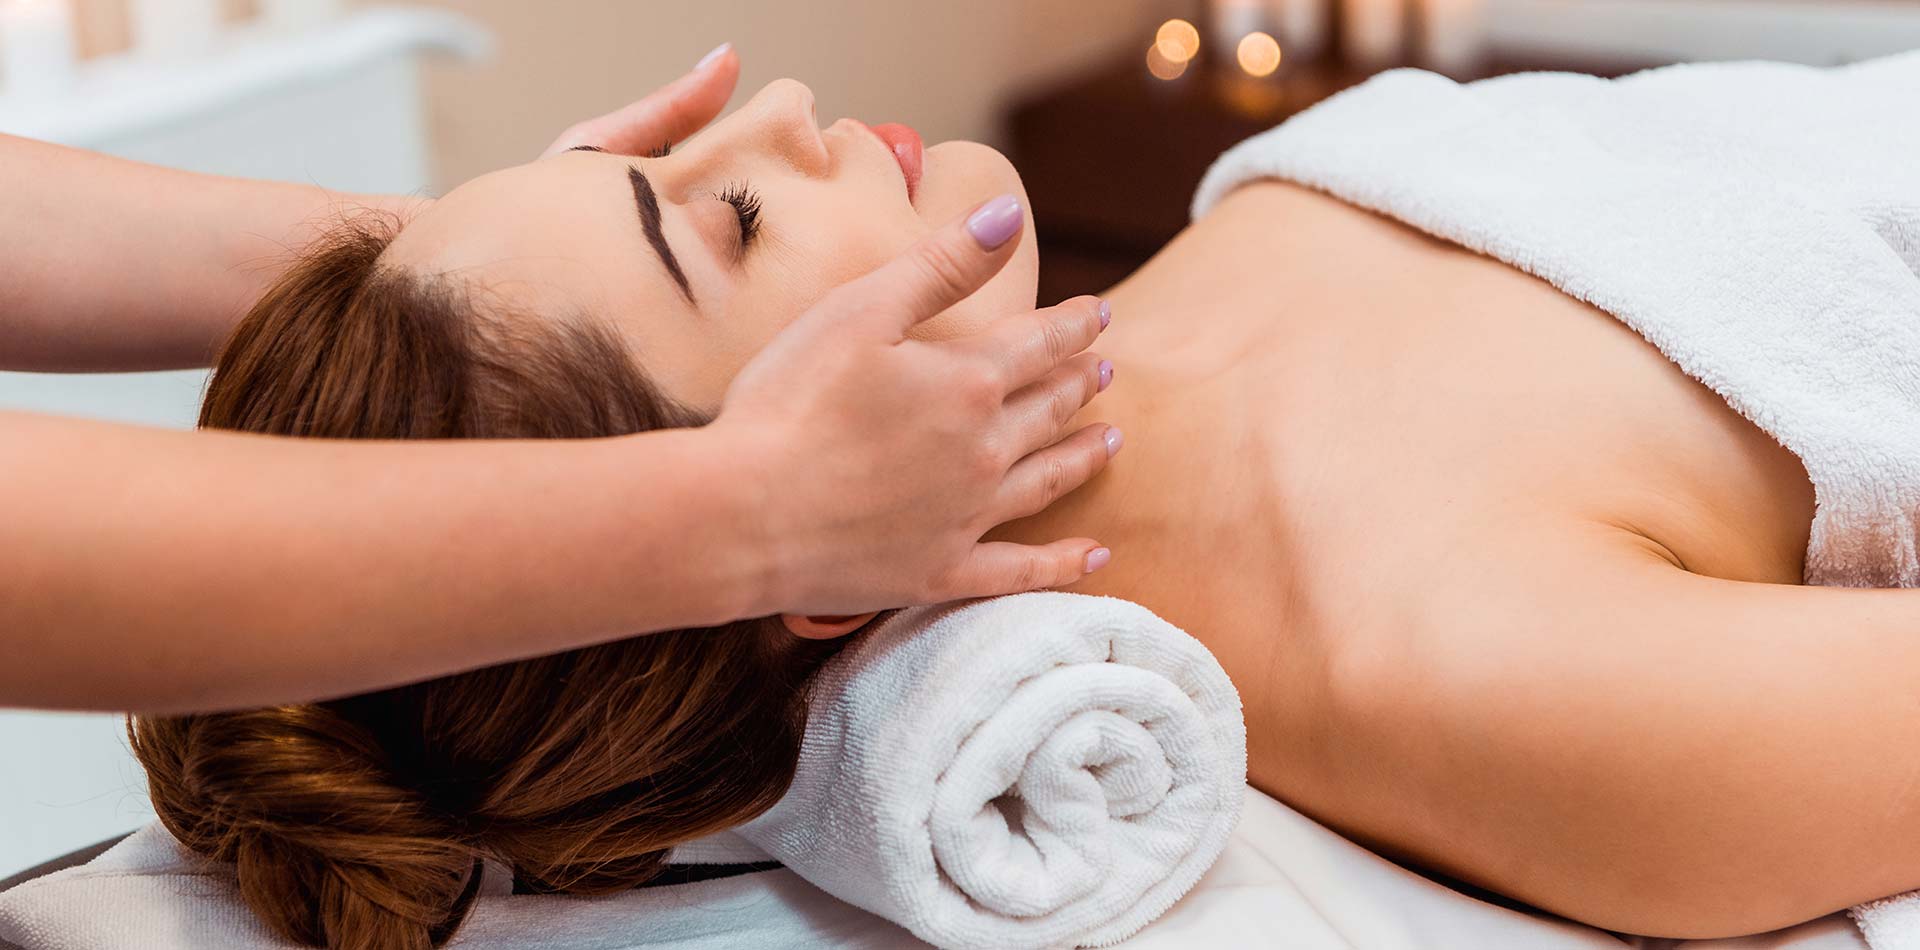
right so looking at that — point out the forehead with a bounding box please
[382,155,656,320]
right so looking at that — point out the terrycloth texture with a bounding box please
[0,594,1244,950]
[715,593,1248,949]
[1195,52,1920,591]
[1856,896,1920,950]
[1192,52,1920,945]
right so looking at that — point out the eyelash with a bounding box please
[606,141,757,257]
[718,182,762,252]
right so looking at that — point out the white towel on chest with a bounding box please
[1192,52,1920,945]
[1195,52,1920,589]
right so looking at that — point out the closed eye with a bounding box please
[718,182,762,258]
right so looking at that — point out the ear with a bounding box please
[780,613,879,640]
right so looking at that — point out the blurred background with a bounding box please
[3,0,1918,882]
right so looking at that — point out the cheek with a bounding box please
[905,141,1041,342]
[686,144,1041,401]
[724,201,925,355]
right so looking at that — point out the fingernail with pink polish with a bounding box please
[1104,426,1124,457]
[1097,359,1114,392]
[1084,547,1112,574]
[967,194,1023,250]
[1097,300,1112,330]
[696,42,731,70]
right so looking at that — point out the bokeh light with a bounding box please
[1146,41,1189,80]
[1236,31,1282,77]
[1154,18,1200,64]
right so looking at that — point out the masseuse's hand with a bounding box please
[719,196,1119,617]
[541,43,740,157]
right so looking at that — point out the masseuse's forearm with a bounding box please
[0,133,423,372]
[0,410,767,713]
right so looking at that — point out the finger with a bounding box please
[816,193,1027,342]
[946,539,1112,599]
[1001,352,1109,455]
[968,295,1108,391]
[992,422,1121,523]
[541,44,741,157]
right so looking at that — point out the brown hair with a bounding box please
[130,219,842,950]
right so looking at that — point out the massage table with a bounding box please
[0,786,1865,949]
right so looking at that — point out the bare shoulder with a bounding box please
[1192,179,1459,256]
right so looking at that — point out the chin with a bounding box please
[920,140,1028,226]
[907,141,1041,342]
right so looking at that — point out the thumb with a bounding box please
[830,193,1028,341]
[541,43,741,157]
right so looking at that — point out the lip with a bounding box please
[865,121,923,203]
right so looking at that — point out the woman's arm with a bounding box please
[0,132,423,371]
[0,412,760,710]
[0,206,1117,715]
[0,44,741,372]
[1315,535,1920,939]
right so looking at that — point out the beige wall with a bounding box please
[70,0,1169,188]
[365,0,1171,188]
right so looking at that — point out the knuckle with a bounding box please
[1008,556,1042,594]
[1040,316,1077,366]
[920,568,953,603]
[972,442,1007,480]
[915,240,976,299]
[1051,380,1082,427]
[1040,456,1071,503]
[959,372,1002,414]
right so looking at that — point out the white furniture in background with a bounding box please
[0,0,80,97]
[128,0,226,58]
[1488,0,1920,65]
[0,6,488,879]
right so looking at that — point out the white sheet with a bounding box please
[1137,789,1866,950]
[0,786,1865,949]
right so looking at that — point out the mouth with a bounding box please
[865,121,923,203]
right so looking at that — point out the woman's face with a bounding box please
[384,79,1040,408]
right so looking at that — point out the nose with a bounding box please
[693,78,829,177]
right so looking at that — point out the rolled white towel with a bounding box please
[721,592,1248,950]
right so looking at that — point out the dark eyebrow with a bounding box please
[625,165,694,304]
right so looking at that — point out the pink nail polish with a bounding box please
[1097,359,1114,392]
[1084,547,1112,574]
[1104,426,1124,457]
[966,194,1023,249]
[1097,300,1112,330]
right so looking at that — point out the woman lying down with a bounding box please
[134,54,1920,950]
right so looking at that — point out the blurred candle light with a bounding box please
[260,0,342,30]
[1415,0,1487,75]
[1208,0,1264,65]
[130,0,224,57]
[1236,31,1282,77]
[1146,41,1188,80]
[0,0,78,97]
[1154,18,1200,64]
[1340,0,1406,71]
